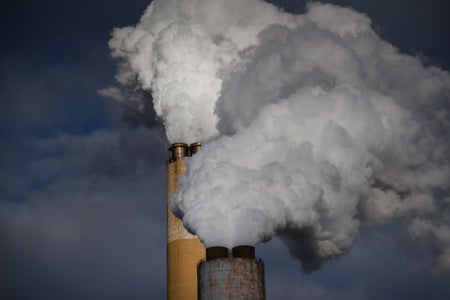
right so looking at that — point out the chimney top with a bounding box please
[189,142,202,155]
[232,245,255,259]
[168,143,188,161]
[205,245,256,261]
[206,247,228,261]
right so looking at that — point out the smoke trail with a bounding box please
[107,0,295,143]
[108,0,450,272]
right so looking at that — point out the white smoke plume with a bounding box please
[108,0,450,272]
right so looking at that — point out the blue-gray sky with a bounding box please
[1,1,449,299]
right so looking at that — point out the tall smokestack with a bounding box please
[198,246,266,300]
[166,143,205,300]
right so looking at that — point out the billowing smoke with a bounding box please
[107,0,450,272]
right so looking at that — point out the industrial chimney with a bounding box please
[166,143,206,300]
[198,245,266,300]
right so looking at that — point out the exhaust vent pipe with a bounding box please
[232,245,255,259]
[206,246,228,261]
[168,143,189,161]
[189,142,202,155]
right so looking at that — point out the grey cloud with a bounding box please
[0,128,168,300]
[0,181,166,300]
[258,228,450,300]
[99,80,162,130]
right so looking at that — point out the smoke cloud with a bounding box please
[108,0,450,272]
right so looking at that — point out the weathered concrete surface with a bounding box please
[198,258,265,300]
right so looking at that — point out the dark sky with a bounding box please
[0,1,449,299]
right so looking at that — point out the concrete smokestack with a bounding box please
[198,246,266,300]
[167,143,205,300]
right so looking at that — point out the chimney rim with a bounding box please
[168,142,189,161]
[232,245,255,259]
[168,142,189,151]
[206,246,229,261]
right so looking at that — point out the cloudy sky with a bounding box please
[1,1,449,299]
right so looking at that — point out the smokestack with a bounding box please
[166,143,205,300]
[198,246,266,300]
